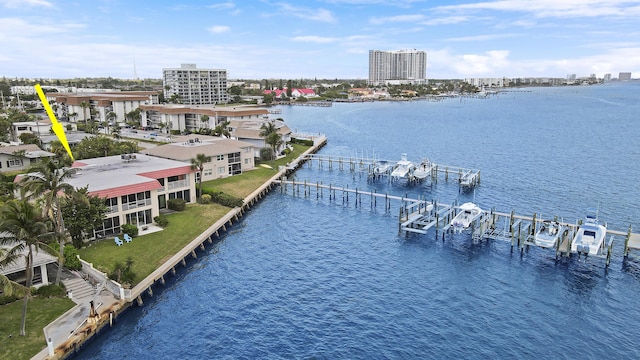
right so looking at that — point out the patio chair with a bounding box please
[124,233,133,243]
[114,237,123,246]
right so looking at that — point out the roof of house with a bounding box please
[139,104,269,117]
[0,243,58,276]
[227,119,291,138]
[0,144,55,158]
[140,136,254,161]
[65,154,193,199]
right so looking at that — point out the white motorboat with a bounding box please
[571,211,607,256]
[450,202,482,233]
[534,220,563,248]
[412,158,433,180]
[373,160,392,175]
[391,153,415,180]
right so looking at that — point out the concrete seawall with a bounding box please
[38,134,327,360]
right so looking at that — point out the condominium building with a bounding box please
[139,104,269,134]
[163,64,228,105]
[368,49,427,86]
[141,134,255,180]
[65,154,196,237]
[47,92,158,125]
[618,72,632,81]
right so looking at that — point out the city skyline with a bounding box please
[1,0,639,80]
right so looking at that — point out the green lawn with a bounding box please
[202,143,310,199]
[0,297,75,360]
[78,204,231,285]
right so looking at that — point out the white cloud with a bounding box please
[207,25,230,33]
[275,3,336,22]
[0,0,52,8]
[433,0,640,19]
[0,17,85,38]
[291,35,338,43]
[421,16,472,25]
[445,33,520,42]
[208,1,236,10]
[370,14,425,24]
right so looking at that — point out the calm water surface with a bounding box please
[77,82,640,359]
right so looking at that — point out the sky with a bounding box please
[1,0,639,80]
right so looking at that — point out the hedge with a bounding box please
[201,188,243,208]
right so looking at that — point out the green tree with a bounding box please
[190,153,211,201]
[0,200,52,335]
[60,187,108,247]
[19,158,76,286]
[18,132,41,146]
[200,114,209,131]
[263,93,274,105]
[212,120,230,138]
[228,86,242,96]
[286,80,292,97]
[79,101,90,127]
[125,108,142,127]
[106,111,117,126]
[259,121,282,160]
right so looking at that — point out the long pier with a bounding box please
[276,180,640,267]
[298,153,481,189]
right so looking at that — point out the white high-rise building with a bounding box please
[163,64,228,105]
[368,49,427,86]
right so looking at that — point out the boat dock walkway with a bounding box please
[276,180,640,267]
[298,153,481,189]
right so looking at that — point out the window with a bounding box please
[157,178,165,186]
[216,154,224,161]
[7,159,22,167]
[204,169,212,176]
[218,166,225,174]
[105,197,118,213]
[244,158,250,165]
[17,126,27,131]
[228,152,240,163]
[120,191,151,210]
[94,216,121,238]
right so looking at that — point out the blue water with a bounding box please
[77,82,640,359]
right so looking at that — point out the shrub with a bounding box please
[121,223,139,237]
[201,188,243,208]
[32,284,66,298]
[63,244,82,270]
[109,257,136,287]
[50,243,82,270]
[167,198,186,211]
[200,194,212,204]
[290,138,314,146]
[154,215,169,227]
[0,295,19,305]
[260,147,273,161]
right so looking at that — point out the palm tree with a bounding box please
[106,111,117,125]
[200,115,209,133]
[79,101,89,128]
[0,200,51,336]
[19,158,76,286]
[190,153,211,201]
[259,121,282,160]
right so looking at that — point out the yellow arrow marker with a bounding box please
[35,84,74,161]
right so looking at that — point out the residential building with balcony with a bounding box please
[61,154,195,237]
[46,92,158,126]
[138,104,269,134]
[141,134,255,180]
[368,49,427,86]
[227,118,291,158]
[163,64,228,105]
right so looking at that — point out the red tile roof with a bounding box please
[138,165,194,179]
[89,180,163,199]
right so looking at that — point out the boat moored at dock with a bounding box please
[534,220,563,248]
[391,153,415,180]
[571,210,608,256]
[450,202,483,233]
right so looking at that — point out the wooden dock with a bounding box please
[298,154,481,189]
[276,180,640,267]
